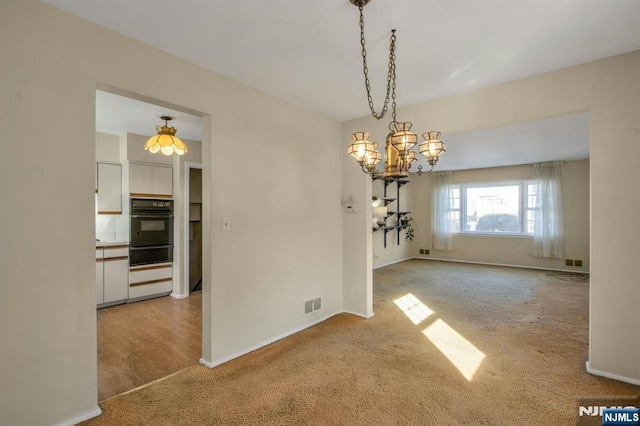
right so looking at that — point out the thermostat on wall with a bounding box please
[345,203,358,213]
[341,196,358,213]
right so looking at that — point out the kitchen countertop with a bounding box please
[96,239,129,248]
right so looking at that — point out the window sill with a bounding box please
[456,232,532,239]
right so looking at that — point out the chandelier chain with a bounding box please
[347,0,445,178]
[358,5,397,121]
[390,36,397,126]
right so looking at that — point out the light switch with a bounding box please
[222,217,231,231]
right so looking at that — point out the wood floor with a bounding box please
[97,293,202,401]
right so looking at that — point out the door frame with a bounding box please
[183,161,203,297]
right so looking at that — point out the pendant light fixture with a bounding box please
[144,116,188,156]
[346,0,446,178]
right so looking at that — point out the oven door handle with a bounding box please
[130,214,174,219]
[129,245,174,250]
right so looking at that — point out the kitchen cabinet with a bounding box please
[128,163,173,197]
[96,249,104,305]
[129,264,173,301]
[96,245,129,307]
[96,162,122,214]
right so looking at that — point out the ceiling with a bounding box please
[71,0,635,168]
[96,90,203,141]
[435,113,589,171]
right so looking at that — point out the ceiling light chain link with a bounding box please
[358,5,397,121]
[390,30,397,126]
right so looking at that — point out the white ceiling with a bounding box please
[44,0,640,121]
[96,90,203,141]
[432,113,589,172]
[72,0,632,168]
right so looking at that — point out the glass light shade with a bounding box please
[372,198,385,208]
[348,132,380,166]
[390,122,418,155]
[373,206,388,220]
[372,197,388,226]
[145,124,188,156]
[363,144,381,167]
[405,150,417,166]
[419,131,446,165]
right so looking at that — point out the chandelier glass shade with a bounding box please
[420,131,447,166]
[389,122,418,155]
[144,116,188,156]
[348,132,382,172]
[346,0,445,178]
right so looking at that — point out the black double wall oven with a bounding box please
[129,198,174,266]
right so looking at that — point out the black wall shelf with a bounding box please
[372,177,410,247]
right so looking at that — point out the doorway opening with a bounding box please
[94,86,208,401]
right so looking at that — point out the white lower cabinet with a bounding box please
[96,257,104,305]
[103,257,129,303]
[96,245,129,307]
[129,264,172,301]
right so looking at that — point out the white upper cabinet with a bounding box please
[96,162,122,213]
[152,165,173,197]
[129,163,152,195]
[129,163,173,197]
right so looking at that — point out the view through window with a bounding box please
[451,181,535,235]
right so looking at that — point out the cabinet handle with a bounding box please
[103,256,129,262]
[130,278,172,287]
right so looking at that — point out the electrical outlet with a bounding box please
[565,259,574,266]
[575,260,583,267]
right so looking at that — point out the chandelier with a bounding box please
[346,0,446,178]
[144,116,188,156]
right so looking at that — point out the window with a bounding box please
[450,181,534,235]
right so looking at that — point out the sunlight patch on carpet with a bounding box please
[423,319,485,381]
[393,293,434,324]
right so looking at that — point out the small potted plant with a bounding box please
[399,215,414,241]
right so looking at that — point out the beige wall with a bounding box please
[0,1,343,425]
[409,160,590,271]
[95,132,120,162]
[343,51,640,384]
[121,132,173,165]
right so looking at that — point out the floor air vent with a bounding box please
[304,297,322,315]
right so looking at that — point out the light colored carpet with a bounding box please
[83,260,638,425]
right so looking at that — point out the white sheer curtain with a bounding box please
[532,161,564,258]
[432,171,455,251]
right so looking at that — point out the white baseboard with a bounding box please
[342,310,374,319]
[54,406,102,426]
[586,361,640,386]
[170,292,188,299]
[199,357,215,368]
[412,256,590,274]
[373,257,413,270]
[200,309,374,369]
